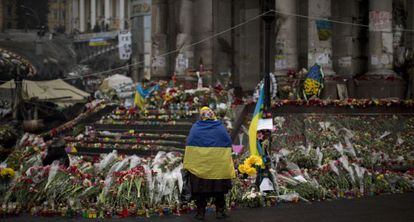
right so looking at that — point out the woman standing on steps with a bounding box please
[183,107,235,220]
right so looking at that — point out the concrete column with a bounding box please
[91,0,96,29]
[73,0,79,31]
[233,0,261,90]
[0,1,3,31]
[307,0,335,75]
[408,0,414,49]
[212,0,232,76]
[57,0,62,24]
[151,0,168,77]
[175,0,194,75]
[104,0,111,25]
[332,0,365,75]
[275,0,298,75]
[119,0,125,30]
[193,0,213,75]
[97,0,101,19]
[367,0,395,75]
[114,0,118,17]
[80,0,86,32]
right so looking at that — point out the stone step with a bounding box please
[66,138,185,147]
[92,123,192,134]
[86,133,187,142]
[69,146,184,156]
[104,117,196,122]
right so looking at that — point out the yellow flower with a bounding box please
[244,156,254,166]
[239,156,264,176]
[0,168,15,178]
[376,174,384,180]
[304,79,321,96]
[246,167,257,176]
[245,155,264,168]
[254,157,264,167]
[238,164,247,174]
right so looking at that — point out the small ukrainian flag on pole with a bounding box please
[249,84,264,157]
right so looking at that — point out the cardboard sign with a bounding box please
[259,178,274,192]
[257,118,273,131]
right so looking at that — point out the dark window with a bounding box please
[7,5,12,16]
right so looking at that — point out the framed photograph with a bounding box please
[337,84,348,100]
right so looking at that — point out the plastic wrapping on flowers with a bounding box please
[230,114,414,208]
[247,114,414,204]
[0,139,185,217]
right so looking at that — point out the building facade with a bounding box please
[68,0,130,33]
[1,0,413,98]
[48,0,68,33]
[0,0,19,31]
[128,0,413,99]
[0,0,49,31]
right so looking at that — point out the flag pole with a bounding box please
[259,0,277,193]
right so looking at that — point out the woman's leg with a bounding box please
[213,192,225,209]
[194,193,207,220]
[214,192,228,218]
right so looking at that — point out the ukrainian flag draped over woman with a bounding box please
[183,107,235,179]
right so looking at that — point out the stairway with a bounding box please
[67,108,197,156]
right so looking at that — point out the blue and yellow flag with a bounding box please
[134,83,159,111]
[249,85,264,157]
[183,120,235,179]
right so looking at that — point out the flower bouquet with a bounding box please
[241,188,263,208]
[238,155,264,177]
[100,165,147,214]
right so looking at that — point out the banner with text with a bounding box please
[118,31,132,60]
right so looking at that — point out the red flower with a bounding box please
[119,209,129,218]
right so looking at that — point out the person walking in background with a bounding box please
[183,107,235,220]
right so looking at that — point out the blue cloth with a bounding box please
[316,20,332,30]
[306,64,323,82]
[184,120,235,179]
[136,83,160,98]
[186,120,232,148]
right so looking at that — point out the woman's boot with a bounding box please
[216,207,228,219]
[195,208,205,220]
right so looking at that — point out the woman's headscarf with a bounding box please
[199,106,217,121]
